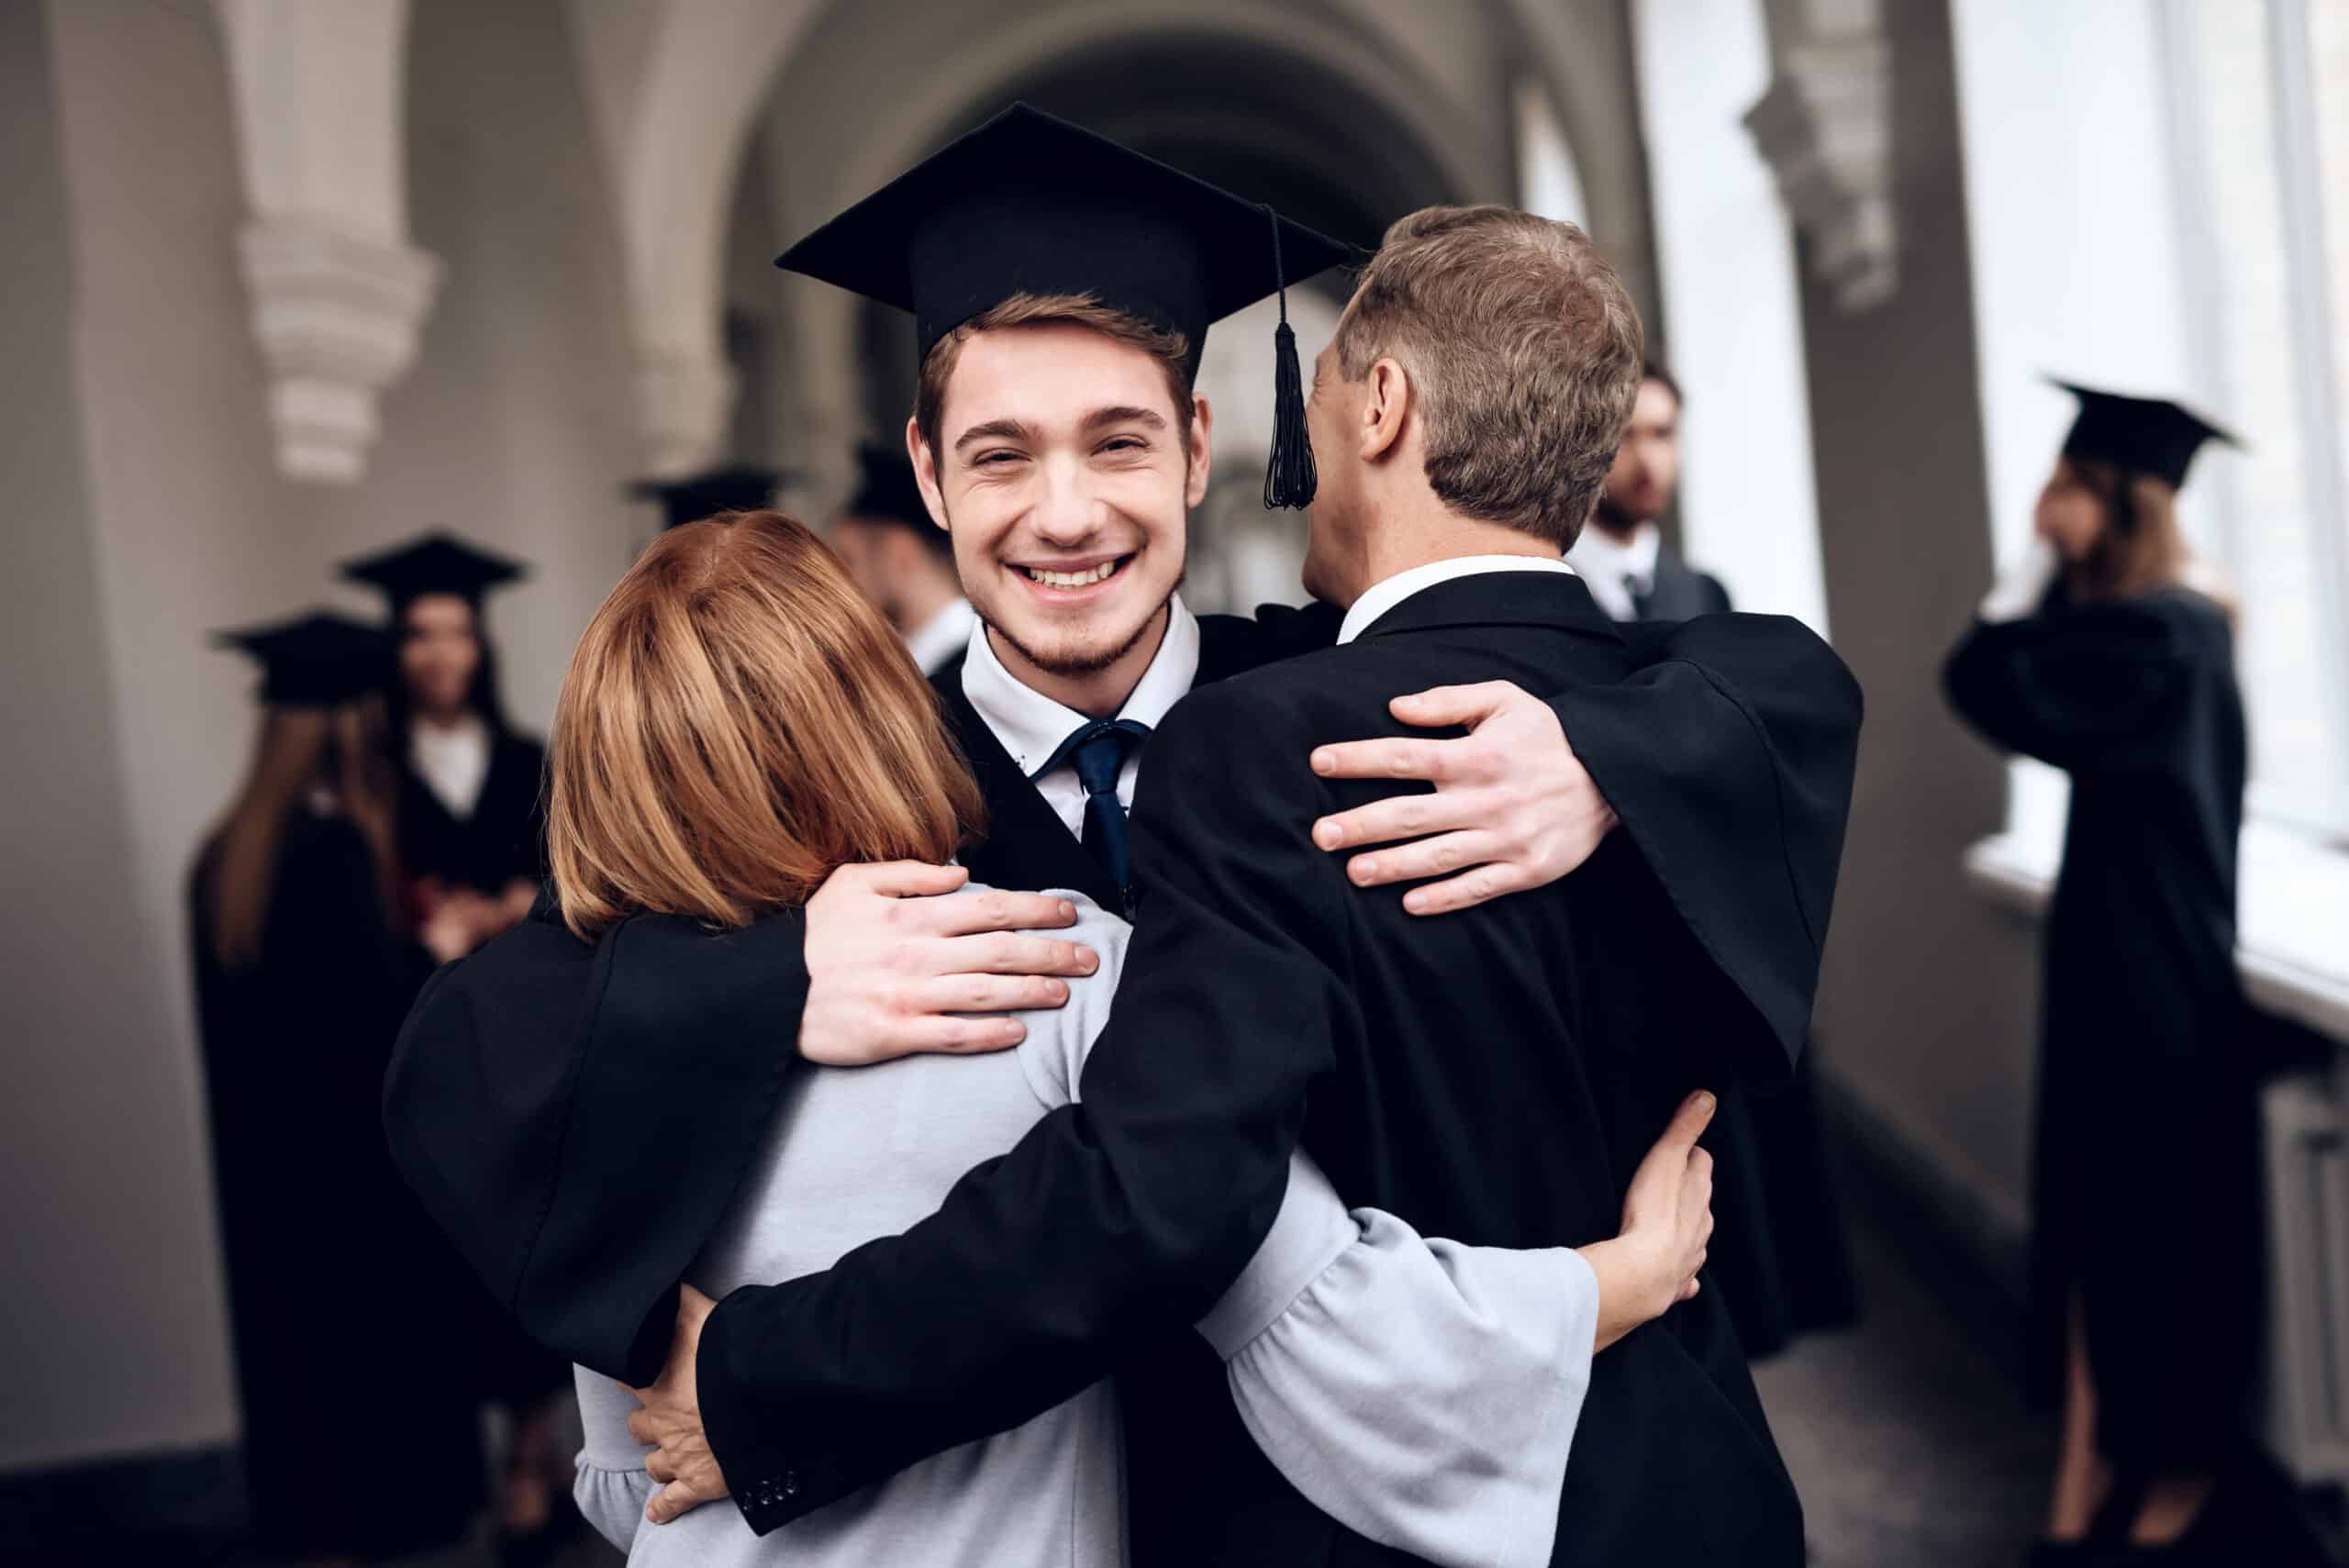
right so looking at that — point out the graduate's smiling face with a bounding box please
[912,323,1208,696]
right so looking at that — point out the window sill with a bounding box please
[1963,820,2349,1046]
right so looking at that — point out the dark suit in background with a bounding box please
[1632,546,1732,621]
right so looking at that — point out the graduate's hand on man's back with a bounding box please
[1308,681,1618,915]
[796,862,1101,1066]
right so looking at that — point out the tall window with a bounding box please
[2163,0,2349,836]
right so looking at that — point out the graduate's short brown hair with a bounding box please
[546,511,982,939]
[1334,206,1644,549]
[912,293,1194,461]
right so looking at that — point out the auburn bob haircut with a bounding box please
[547,510,981,938]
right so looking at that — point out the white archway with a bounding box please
[566,0,828,475]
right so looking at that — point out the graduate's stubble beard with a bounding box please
[941,483,1186,680]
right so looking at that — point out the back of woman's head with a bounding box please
[2069,457,2193,602]
[548,510,981,939]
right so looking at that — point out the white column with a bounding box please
[568,0,826,477]
[1632,0,1831,634]
[1742,0,1897,314]
[215,0,440,484]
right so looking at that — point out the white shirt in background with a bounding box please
[905,597,978,677]
[1563,521,1661,623]
[409,712,490,818]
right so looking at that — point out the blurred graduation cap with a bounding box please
[774,102,1356,508]
[215,611,394,707]
[340,532,528,612]
[2052,380,2239,490]
[841,442,930,529]
[628,465,786,531]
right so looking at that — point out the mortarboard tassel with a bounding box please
[1261,206,1317,510]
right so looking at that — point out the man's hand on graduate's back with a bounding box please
[797,862,1101,1065]
[627,1284,725,1525]
[1308,681,1619,915]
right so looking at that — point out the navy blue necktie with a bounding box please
[1035,717,1152,899]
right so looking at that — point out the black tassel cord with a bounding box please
[1262,206,1318,510]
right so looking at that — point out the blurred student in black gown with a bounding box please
[1946,384,2330,1564]
[629,463,782,535]
[191,614,484,1564]
[340,535,546,947]
[1567,361,1861,1361]
[340,535,571,1561]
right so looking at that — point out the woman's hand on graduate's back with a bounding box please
[797,862,1101,1066]
[1576,1091,1716,1351]
[1308,680,1619,915]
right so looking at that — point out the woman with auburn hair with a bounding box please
[1946,385,2326,1564]
[191,614,485,1564]
[517,511,1717,1568]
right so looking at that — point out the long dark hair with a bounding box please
[199,698,402,967]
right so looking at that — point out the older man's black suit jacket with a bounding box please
[385,580,1858,1566]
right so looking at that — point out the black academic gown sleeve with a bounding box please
[1942,597,2196,773]
[699,685,1356,1530]
[384,895,813,1384]
[1561,613,1862,1073]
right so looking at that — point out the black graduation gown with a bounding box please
[1943,585,2254,1468]
[384,592,1862,1562]
[397,727,549,897]
[191,815,484,1556]
[1626,551,1861,1361]
[394,724,569,1405]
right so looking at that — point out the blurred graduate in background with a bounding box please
[341,534,577,1563]
[825,440,974,677]
[340,535,547,954]
[190,614,485,1564]
[629,464,785,533]
[1945,384,2329,1564]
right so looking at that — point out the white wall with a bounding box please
[2,0,212,1472]
[5,0,641,1473]
[1631,0,1829,631]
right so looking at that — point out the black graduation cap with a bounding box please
[841,442,930,529]
[628,465,785,531]
[340,532,528,612]
[214,611,394,707]
[2052,380,2239,490]
[774,103,1356,509]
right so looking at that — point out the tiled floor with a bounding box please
[1754,1218,2057,1566]
[31,1201,2337,1566]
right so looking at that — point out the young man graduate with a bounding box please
[384,107,1860,1566]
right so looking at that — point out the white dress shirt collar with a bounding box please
[959,594,1202,778]
[410,712,491,818]
[905,597,978,676]
[1562,521,1661,623]
[1336,555,1582,645]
